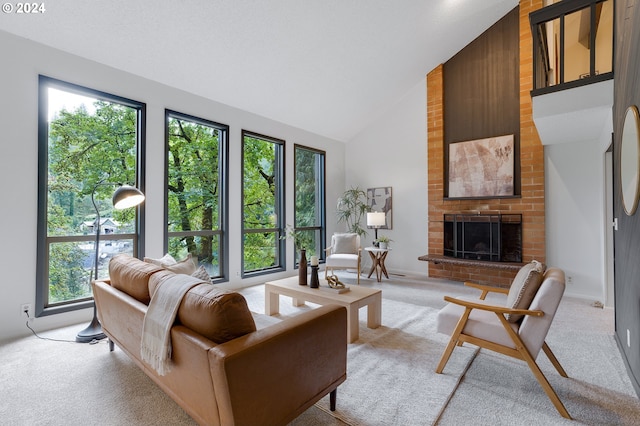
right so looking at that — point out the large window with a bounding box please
[241,131,285,275]
[294,144,326,264]
[531,0,613,94]
[37,76,145,316]
[165,111,228,282]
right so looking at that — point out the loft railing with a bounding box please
[530,0,613,96]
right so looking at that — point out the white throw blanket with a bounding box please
[140,274,204,376]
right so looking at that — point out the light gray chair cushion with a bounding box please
[436,293,519,350]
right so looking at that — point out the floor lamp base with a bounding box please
[76,308,107,343]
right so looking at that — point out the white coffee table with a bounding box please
[265,276,382,343]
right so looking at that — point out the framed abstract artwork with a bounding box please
[367,187,392,229]
[448,134,514,198]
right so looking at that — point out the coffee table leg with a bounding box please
[265,289,280,315]
[367,295,382,329]
[347,304,359,343]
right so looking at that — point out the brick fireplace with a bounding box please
[425,0,545,287]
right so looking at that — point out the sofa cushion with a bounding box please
[109,254,164,304]
[178,284,257,344]
[505,260,545,323]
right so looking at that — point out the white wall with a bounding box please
[0,31,346,341]
[345,79,428,276]
[545,140,606,302]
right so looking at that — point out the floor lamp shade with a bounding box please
[76,184,145,343]
[113,185,145,209]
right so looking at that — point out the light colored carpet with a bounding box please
[242,286,479,426]
[1,271,638,425]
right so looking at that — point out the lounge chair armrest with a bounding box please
[464,281,509,299]
[443,295,544,317]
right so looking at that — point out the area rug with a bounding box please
[241,287,479,426]
[439,332,640,425]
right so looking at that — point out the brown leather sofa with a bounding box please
[93,255,347,426]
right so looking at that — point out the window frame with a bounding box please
[36,75,146,317]
[241,130,286,277]
[530,0,614,96]
[293,144,326,265]
[164,109,229,283]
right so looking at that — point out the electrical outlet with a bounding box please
[20,303,32,319]
[566,276,573,284]
[628,329,631,348]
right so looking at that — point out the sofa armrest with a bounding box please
[208,304,347,426]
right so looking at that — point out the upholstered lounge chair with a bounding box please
[324,233,362,284]
[435,263,571,419]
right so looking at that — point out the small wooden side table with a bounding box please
[365,247,390,282]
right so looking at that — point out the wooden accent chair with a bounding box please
[435,263,571,419]
[324,233,362,284]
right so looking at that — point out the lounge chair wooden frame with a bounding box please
[435,281,571,419]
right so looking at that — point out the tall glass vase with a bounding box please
[298,249,308,285]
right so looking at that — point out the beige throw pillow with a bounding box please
[191,265,212,283]
[505,260,545,323]
[144,253,197,275]
[334,233,357,254]
[143,253,176,266]
[165,254,197,275]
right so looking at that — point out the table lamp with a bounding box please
[367,211,386,241]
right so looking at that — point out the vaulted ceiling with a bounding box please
[0,0,519,142]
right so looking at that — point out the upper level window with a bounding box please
[165,110,229,282]
[531,0,613,94]
[241,131,285,275]
[293,144,326,264]
[37,76,145,316]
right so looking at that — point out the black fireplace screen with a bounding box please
[443,213,522,262]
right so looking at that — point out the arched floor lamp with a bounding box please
[76,184,145,343]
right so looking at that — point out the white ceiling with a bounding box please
[0,0,519,142]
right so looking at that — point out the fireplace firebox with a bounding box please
[443,213,522,263]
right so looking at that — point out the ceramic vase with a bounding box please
[298,249,308,285]
[310,265,319,288]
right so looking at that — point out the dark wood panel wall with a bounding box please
[443,7,521,196]
[613,0,640,397]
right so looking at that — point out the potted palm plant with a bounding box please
[336,186,370,237]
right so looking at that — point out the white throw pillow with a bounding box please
[143,253,176,266]
[333,233,357,254]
